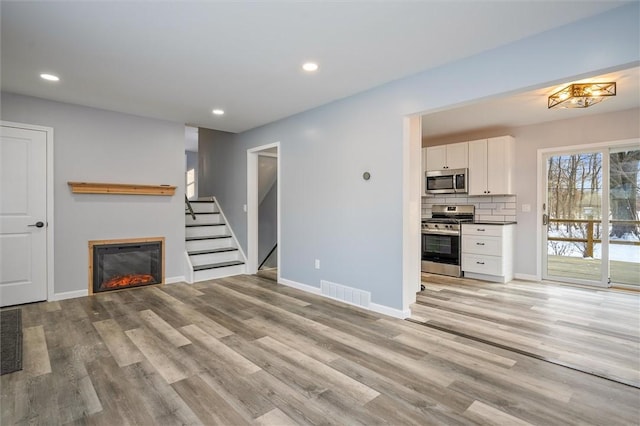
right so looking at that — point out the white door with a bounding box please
[468,139,487,195]
[486,136,511,195]
[0,125,48,306]
[425,146,447,171]
[446,142,468,169]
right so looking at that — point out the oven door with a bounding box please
[422,232,460,265]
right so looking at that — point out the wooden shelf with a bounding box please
[68,182,176,196]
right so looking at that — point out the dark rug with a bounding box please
[1,309,23,375]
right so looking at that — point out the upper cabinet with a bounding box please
[468,136,515,196]
[425,142,468,171]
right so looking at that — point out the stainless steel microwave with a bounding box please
[425,168,468,194]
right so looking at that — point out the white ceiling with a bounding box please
[0,1,630,134]
[422,66,640,140]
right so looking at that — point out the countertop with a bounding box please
[466,221,517,226]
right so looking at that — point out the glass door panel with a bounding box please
[609,148,640,287]
[544,152,604,285]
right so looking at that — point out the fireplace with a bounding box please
[89,237,164,294]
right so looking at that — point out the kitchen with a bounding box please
[420,137,516,283]
[414,78,640,392]
[418,66,639,288]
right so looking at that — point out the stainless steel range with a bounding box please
[421,205,474,277]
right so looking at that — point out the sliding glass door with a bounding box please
[609,147,640,286]
[542,144,639,288]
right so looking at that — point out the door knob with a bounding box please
[28,221,45,228]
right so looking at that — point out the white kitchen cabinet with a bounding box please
[462,223,514,283]
[425,142,468,171]
[468,136,515,195]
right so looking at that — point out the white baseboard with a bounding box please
[51,289,88,301]
[370,303,411,319]
[278,278,321,295]
[514,273,540,282]
[279,277,410,319]
[165,276,186,284]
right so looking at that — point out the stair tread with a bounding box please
[185,223,226,227]
[193,260,244,271]
[188,248,238,255]
[186,235,232,241]
[185,212,219,215]
[189,200,216,203]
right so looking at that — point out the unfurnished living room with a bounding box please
[1,2,639,425]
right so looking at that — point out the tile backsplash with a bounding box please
[422,194,517,222]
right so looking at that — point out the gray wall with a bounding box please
[197,127,235,198]
[258,181,277,265]
[201,4,639,311]
[185,150,198,200]
[0,93,185,294]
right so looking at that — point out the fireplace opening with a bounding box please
[90,238,163,294]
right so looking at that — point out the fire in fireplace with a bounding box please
[89,238,164,294]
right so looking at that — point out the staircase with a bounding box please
[185,198,246,282]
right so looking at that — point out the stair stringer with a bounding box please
[212,196,248,265]
[184,196,247,283]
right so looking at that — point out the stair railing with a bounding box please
[185,195,196,220]
[258,244,277,270]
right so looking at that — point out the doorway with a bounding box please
[541,141,640,288]
[185,126,198,200]
[247,143,280,281]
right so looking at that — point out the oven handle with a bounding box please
[422,230,460,236]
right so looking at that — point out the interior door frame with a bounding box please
[1,120,55,302]
[246,142,280,280]
[537,138,639,287]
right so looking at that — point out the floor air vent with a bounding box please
[320,280,371,308]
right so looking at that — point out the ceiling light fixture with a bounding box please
[212,109,225,115]
[302,62,319,72]
[548,82,616,109]
[40,73,60,82]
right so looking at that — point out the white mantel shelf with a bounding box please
[68,181,177,196]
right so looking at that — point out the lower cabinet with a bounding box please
[461,223,515,283]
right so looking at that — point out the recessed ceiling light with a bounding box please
[302,62,319,72]
[40,73,60,82]
[212,109,225,116]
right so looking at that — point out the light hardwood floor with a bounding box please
[1,274,639,425]
[255,268,277,282]
[414,273,640,388]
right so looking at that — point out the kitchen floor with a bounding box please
[415,273,640,388]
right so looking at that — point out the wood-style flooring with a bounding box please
[2,274,639,425]
[414,273,640,388]
[255,268,277,282]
